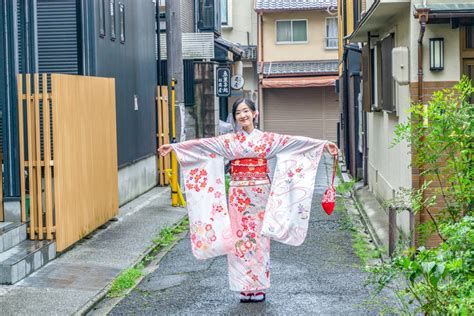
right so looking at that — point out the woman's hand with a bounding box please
[326,142,339,157]
[158,144,173,156]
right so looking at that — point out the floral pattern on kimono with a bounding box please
[171,129,327,259]
[172,129,327,291]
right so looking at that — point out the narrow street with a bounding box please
[109,155,384,315]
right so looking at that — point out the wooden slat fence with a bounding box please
[157,86,170,186]
[17,73,118,251]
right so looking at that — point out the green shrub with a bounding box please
[368,217,474,314]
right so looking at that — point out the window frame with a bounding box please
[325,17,338,50]
[221,0,232,27]
[109,0,116,41]
[275,19,308,44]
[99,0,106,37]
[119,2,125,44]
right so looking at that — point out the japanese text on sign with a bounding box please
[216,67,231,97]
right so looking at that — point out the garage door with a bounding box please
[263,87,339,142]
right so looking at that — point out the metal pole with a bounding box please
[170,79,178,206]
[165,0,184,141]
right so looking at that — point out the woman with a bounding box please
[159,98,338,303]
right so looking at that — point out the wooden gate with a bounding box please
[17,73,119,251]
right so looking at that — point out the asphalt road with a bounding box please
[110,155,386,315]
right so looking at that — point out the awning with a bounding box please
[215,37,244,57]
[414,3,474,24]
[349,0,410,42]
[261,76,338,89]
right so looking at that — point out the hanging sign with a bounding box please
[216,67,231,97]
[231,75,245,90]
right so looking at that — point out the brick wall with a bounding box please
[409,81,457,248]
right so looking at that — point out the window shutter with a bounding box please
[37,0,79,75]
[375,44,383,111]
[361,44,372,112]
[381,34,394,112]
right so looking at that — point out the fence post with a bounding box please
[388,206,397,257]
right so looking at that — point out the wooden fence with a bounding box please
[17,73,118,251]
[157,86,170,186]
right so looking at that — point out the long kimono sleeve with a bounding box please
[261,135,328,246]
[171,137,233,259]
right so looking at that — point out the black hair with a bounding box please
[232,98,256,120]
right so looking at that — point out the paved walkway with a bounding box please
[110,155,385,315]
[0,187,186,315]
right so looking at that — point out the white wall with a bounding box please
[221,0,258,46]
[221,0,258,93]
[409,6,461,82]
[367,11,412,234]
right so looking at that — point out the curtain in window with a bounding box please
[277,21,291,42]
[292,20,307,42]
[326,18,338,48]
[221,0,228,25]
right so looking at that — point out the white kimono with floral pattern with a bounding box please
[172,129,327,292]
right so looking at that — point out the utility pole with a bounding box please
[165,0,185,142]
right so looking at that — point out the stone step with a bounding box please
[0,222,27,253]
[0,239,56,284]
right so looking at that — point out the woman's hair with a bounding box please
[232,98,256,120]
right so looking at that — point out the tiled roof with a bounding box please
[262,60,338,76]
[215,37,244,56]
[255,0,337,12]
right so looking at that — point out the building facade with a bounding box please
[340,0,474,247]
[221,0,258,113]
[256,0,340,142]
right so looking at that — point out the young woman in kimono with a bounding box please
[159,99,338,302]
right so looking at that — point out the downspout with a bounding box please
[417,9,429,102]
[257,12,264,129]
[414,8,429,247]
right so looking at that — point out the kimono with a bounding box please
[171,129,327,292]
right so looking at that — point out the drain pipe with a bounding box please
[413,8,430,247]
[417,9,429,102]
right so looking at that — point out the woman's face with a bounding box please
[235,103,255,129]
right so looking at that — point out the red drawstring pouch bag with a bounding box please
[322,155,337,215]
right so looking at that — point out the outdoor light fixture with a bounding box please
[429,38,444,71]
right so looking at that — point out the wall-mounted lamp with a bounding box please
[429,38,444,71]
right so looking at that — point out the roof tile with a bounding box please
[262,60,338,76]
[256,0,337,12]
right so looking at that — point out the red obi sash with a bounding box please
[230,158,268,181]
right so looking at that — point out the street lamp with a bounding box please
[429,38,444,71]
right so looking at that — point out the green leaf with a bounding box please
[421,262,436,274]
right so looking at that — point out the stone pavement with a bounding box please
[109,155,390,315]
[0,187,186,315]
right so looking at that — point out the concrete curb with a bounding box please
[76,219,188,316]
[352,187,385,249]
[338,168,386,261]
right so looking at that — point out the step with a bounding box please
[0,222,27,253]
[0,239,56,284]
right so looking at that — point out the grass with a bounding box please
[108,267,143,297]
[338,207,383,266]
[107,217,190,297]
[335,171,382,266]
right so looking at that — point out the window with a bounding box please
[119,3,125,43]
[276,20,307,43]
[325,17,338,49]
[465,26,474,49]
[221,0,228,25]
[99,0,105,37]
[381,34,395,112]
[110,0,116,41]
[198,0,215,31]
[365,34,395,113]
